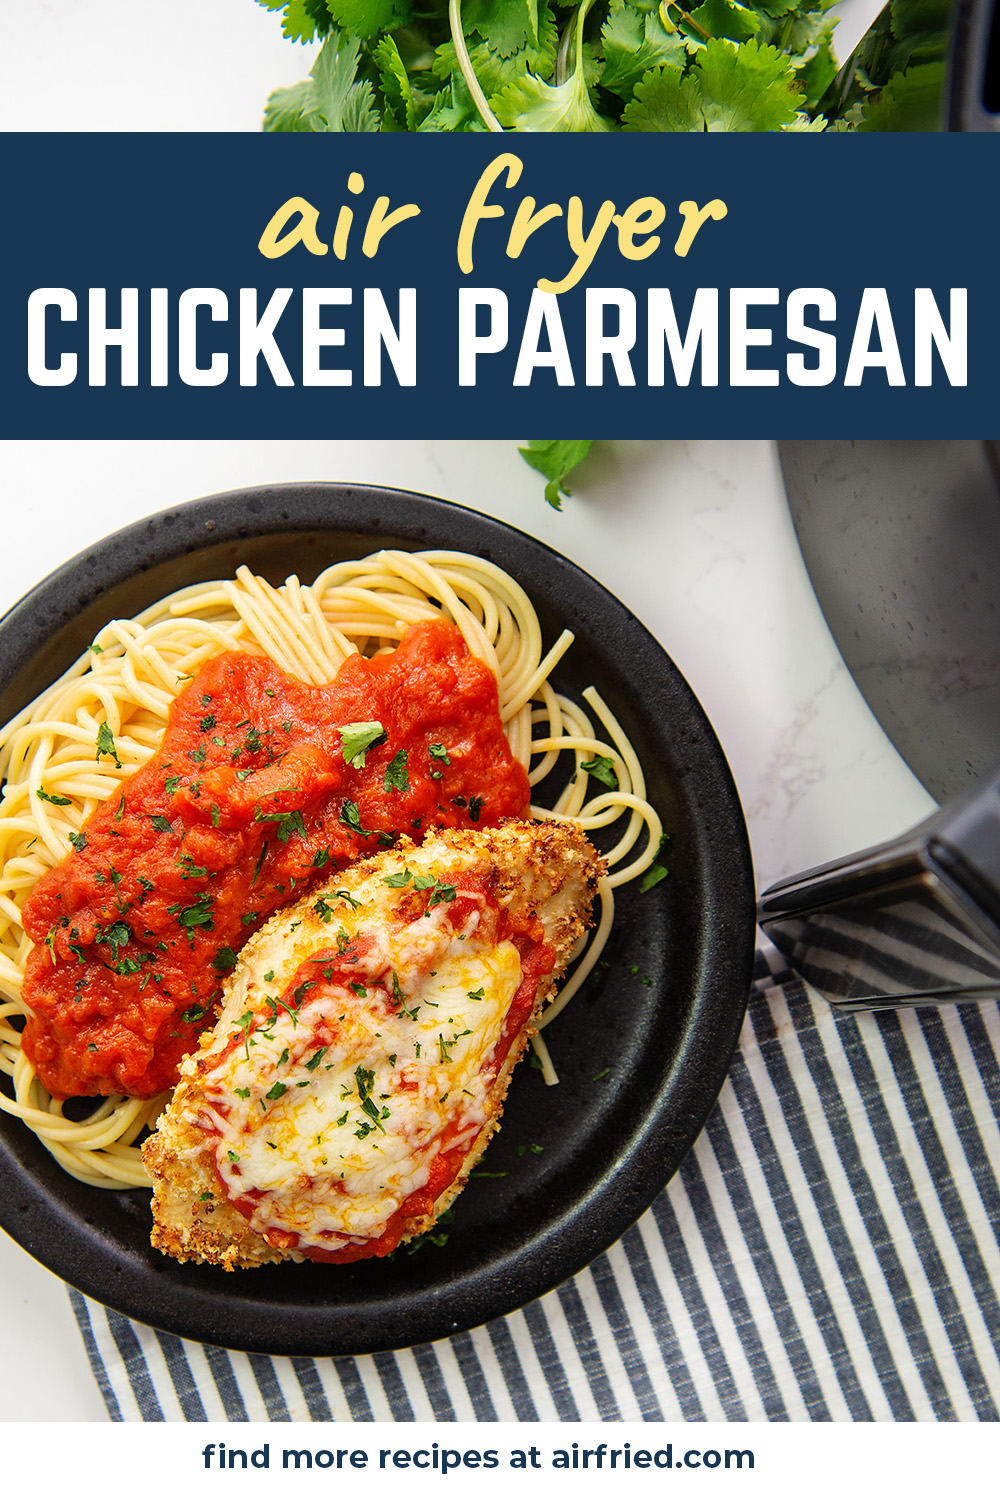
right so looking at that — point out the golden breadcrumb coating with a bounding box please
[144,820,601,1270]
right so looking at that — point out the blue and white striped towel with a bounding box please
[70,943,1000,1421]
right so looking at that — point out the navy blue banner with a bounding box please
[2,133,997,437]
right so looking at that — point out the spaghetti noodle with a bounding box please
[0,549,662,1189]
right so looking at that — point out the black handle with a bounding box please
[948,0,1000,128]
[758,767,1000,1010]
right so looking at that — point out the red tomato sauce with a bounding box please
[21,621,530,1100]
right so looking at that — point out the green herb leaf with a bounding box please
[601,1,688,96]
[167,893,215,933]
[36,788,72,807]
[255,807,306,843]
[639,833,671,892]
[339,800,373,838]
[518,440,593,510]
[581,753,619,789]
[339,720,386,768]
[212,946,239,975]
[95,722,122,768]
[383,749,410,793]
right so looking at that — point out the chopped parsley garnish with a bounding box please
[182,1002,210,1023]
[581,754,619,789]
[167,893,215,936]
[95,722,122,768]
[313,896,336,923]
[36,788,71,807]
[199,714,217,732]
[164,775,182,795]
[188,744,207,765]
[428,743,451,766]
[68,831,87,852]
[251,840,269,885]
[234,1086,250,1100]
[468,794,485,822]
[340,720,386,769]
[354,1065,386,1133]
[383,867,412,888]
[99,920,132,962]
[467,986,485,1001]
[311,847,331,868]
[339,801,373,838]
[177,852,208,879]
[254,807,306,844]
[305,1047,327,1071]
[639,834,671,893]
[89,642,104,654]
[210,804,221,827]
[114,952,153,977]
[349,981,367,997]
[411,875,457,908]
[265,1082,288,1101]
[264,970,275,983]
[330,888,361,909]
[212,946,238,975]
[383,749,409,793]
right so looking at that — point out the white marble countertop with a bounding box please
[0,437,935,1419]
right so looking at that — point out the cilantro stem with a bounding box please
[666,2,715,43]
[555,9,576,86]
[448,0,503,133]
[557,0,601,89]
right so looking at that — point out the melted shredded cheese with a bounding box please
[188,889,521,1253]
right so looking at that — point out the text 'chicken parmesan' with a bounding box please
[143,821,601,1269]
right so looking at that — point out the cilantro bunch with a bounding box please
[257,2,950,133]
[258,0,850,134]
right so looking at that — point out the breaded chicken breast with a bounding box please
[143,820,602,1270]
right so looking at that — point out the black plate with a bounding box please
[0,484,755,1356]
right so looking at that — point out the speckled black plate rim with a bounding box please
[0,483,756,1357]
